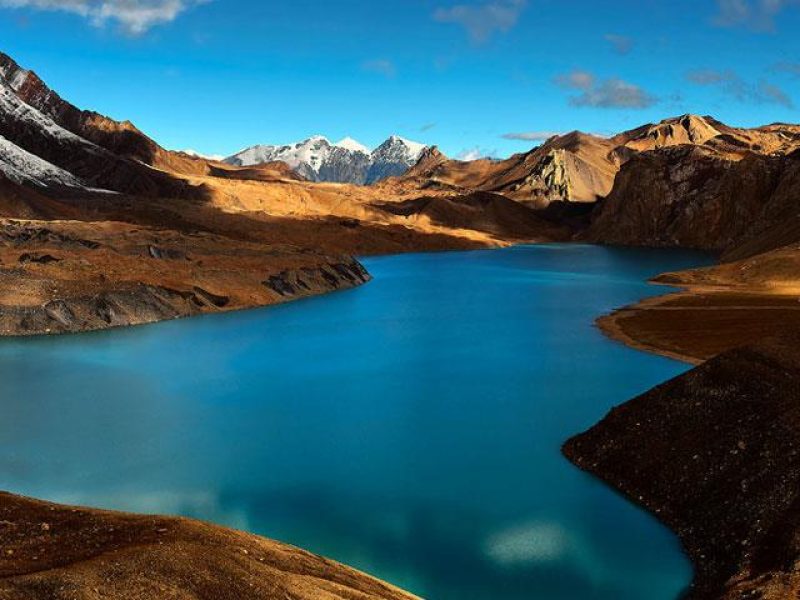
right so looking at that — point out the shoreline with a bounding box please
[0,491,420,600]
[593,283,800,365]
[569,270,800,598]
[595,299,704,366]
[562,333,800,599]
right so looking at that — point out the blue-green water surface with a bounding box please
[0,245,711,599]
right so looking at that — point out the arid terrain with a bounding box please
[0,492,418,600]
[564,334,800,600]
[4,46,800,599]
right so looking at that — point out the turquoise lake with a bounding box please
[0,244,712,599]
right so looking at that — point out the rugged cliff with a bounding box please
[587,138,800,256]
[400,114,800,209]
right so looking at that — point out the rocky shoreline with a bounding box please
[0,492,419,600]
[568,249,800,599]
[0,219,376,337]
[563,334,800,599]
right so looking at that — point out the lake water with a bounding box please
[0,245,711,599]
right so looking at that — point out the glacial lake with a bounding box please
[0,245,711,599]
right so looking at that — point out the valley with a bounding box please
[2,47,800,600]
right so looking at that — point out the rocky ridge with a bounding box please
[225,134,428,184]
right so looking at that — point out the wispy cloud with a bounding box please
[686,68,793,107]
[604,33,633,55]
[457,146,497,160]
[773,61,800,78]
[433,0,526,44]
[361,59,396,78]
[420,123,437,132]
[712,0,800,31]
[501,131,561,142]
[0,0,208,34]
[555,69,657,109]
[759,80,794,107]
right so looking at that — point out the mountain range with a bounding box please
[1,47,800,332]
[4,48,800,599]
[224,135,429,184]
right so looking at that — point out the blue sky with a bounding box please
[3,0,799,159]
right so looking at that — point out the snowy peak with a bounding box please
[225,134,431,185]
[365,135,428,183]
[371,135,427,163]
[376,135,427,161]
[335,137,370,154]
[181,149,225,161]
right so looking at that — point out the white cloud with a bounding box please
[555,70,657,109]
[457,146,497,160]
[434,0,526,44]
[501,131,561,142]
[0,0,208,34]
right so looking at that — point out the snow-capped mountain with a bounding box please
[0,134,88,189]
[366,136,428,184]
[181,149,225,161]
[0,51,199,198]
[0,66,99,190]
[224,135,429,184]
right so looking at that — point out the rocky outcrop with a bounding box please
[399,114,800,209]
[0,219,373,336]
[264,261,370,297]
[587,146,800,255]
[564,334,800,600]
[0,492,418,600]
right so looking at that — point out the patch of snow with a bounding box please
[0,59,29,92]
[225,134,431,184]
[8,68,29,91]
[384,135,427,160]
[0,134,88,189]
[0,78,97,148]
[182,149,225,161]
[334,137,370,154]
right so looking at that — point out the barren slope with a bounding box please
[564,334,800,600]
[0,492,418,600]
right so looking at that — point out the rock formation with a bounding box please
[564,334,800,600]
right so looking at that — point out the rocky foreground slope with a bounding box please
[564,335,800,600]
[0,492,418,600]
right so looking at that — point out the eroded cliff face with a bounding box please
[587,146,800,254]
